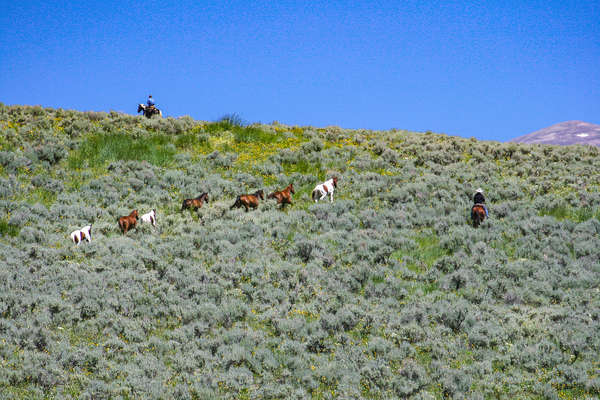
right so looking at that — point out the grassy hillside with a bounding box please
[0,104,599,399]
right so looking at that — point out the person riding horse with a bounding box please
[138,95,162,118]
[147,95,156,110]
[473,188,488,217]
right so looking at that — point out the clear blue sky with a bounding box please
[1,1,598,141]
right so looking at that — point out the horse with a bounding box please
[70,225,92,245]
[312,177,338,203]
[140,209,157,227]
[137,104,162,118]
[182,193,209,212]
[471,204,486,228]
[268,183,295,209]
[230,190,264,212]
[118,210,139,234]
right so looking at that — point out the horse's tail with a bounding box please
[311,190,318,201]
[181,200,187,211]
[230,196,241,209]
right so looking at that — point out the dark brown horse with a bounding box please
[268,183,295,209]
[471,204,486,228]
[182,193,209,212]
[230,190,264,212]
[118,210,139,234]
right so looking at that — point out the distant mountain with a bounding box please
[510,121,600,146]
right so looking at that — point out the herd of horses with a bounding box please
[70,176,487,245]
[70,179,331,245]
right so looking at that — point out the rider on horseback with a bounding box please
[147,95,155,109]
[473,188,488,217]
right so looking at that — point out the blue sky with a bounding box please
[1,1,598,141]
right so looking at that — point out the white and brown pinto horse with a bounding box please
[140,209,157,227]
[137,104,162,118]
[311,177,338,203]
[70,225,92,245]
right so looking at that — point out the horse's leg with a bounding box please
[330,192,334,202]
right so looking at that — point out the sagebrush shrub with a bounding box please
[1,105,599,399]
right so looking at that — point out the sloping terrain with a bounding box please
[510,120,600,146]
[0,105,599,399]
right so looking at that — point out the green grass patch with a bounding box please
[233,125,280,144]
[68,132,176,168]
[204,120,233,134]
[203,114,281,144]
[204,114,245,135]
[174,132,211,152]
[393,232,450,273]
[0,218,20,237]
[539,205,600,223]
[218,142,235,153]
[282,159,322,176]
[28,187,57,207]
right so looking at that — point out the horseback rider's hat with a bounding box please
[475,188,484,194]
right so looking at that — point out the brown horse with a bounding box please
[471,204,486,228]
[118,210,139,234]
[268,184,295,209]
[182,193,209,212]
[230,190,264,212]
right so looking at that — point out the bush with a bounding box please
[1,105,600,399]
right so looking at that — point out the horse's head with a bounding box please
[332,177,338,188]
[288,184,295,194]
[132,209,139,219]
[202,193,209,203]
[137,104,144,113]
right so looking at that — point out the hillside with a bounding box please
[0,104,599,399]
[510,120,600,146]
